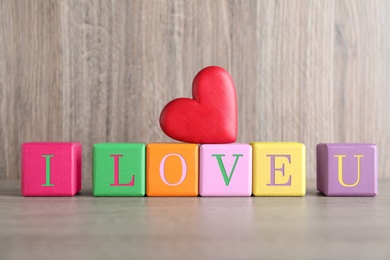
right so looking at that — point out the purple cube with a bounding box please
[317,143,377,196]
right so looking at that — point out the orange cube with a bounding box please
[146,143,198,196]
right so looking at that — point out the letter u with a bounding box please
[335,154,364,187]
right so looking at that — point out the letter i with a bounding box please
[42,154,54,187]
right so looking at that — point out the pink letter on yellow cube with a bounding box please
[199,144,252,196]
[21,142,82,196]
[251,142,305,196]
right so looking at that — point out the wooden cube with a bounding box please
[251,142,306,196]
[93,143,146,196]
[146,143,198,196]
[317,143,377,196]
[199,144,252,196]
[21,142,82,196]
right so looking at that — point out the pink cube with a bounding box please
[21,142,82,196]
[199,144,252,196]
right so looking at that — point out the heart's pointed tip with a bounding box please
[173,133,238,145]
[157,125,237,144]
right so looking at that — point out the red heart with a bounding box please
[159,66,237,144]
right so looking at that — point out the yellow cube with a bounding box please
[251,142,306,196]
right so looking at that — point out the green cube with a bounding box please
[93,143,146,196]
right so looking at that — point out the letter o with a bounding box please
[159,153,187,186]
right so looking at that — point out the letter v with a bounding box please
[212,154,243,186]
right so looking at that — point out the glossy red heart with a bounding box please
[159,66,237,144]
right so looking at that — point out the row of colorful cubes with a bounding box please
[21,142,377,197]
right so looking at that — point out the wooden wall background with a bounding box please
[0,0,389,180]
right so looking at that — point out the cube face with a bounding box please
[199,144,252,196]
[93,143,146,196]
[21,142,82,196]
[146,143,198,196]
[251,142,306,196]
[317,143,377,196]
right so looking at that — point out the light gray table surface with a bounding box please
[0,180,389,260]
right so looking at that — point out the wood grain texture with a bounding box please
[0,0,389,179]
